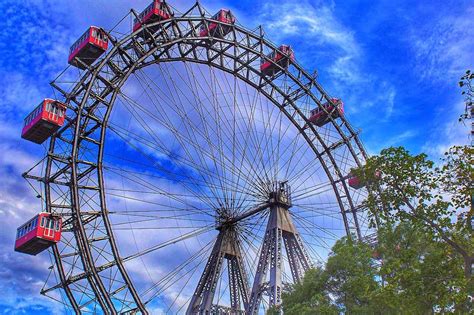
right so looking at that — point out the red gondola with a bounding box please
[133,0,171,33]
[21,99,67,144]
[68,26,109,69]
[260,45,295,76]
[200,9,236,38]
[372,249,381,259]
[348,170,381,189]
[14,213,62,255]
[308,98,344,127]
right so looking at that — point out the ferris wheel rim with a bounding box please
[39,2,372,313]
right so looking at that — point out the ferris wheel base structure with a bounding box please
[247,182,312,314]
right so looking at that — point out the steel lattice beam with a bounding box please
[187,226,249,314]
[248,183,312,314]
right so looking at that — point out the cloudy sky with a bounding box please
[0,0,472,313]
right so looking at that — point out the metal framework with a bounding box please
[248,182,311,314]
[187,223,249,314]
[22,1,376,314]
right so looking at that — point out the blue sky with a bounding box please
[0,0,472,314]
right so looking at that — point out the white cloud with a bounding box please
[409,5,474,82]
[383,86,397,119]
[357,81,397,119]
[387,130,417,147]
[259,1,362,85]
[421,101,470,158]
[255,0,400,126]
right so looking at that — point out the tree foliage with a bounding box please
[278,267,339,315]
[459,69,473,123]
[280,223,471,314]
[375,222,469,313]
[355,146,473,281]
[325,238,379,313]
[278,145,473,314]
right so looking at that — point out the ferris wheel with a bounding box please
[16,1,375,313]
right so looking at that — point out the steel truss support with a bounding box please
[248,183,311,314]
[187,226,249,314]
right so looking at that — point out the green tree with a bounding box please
[266,305,281,315]
[325,237,380,314]
[280,238,380,314]
[355,146,473,283]
[281,223,471,314]
[279,267,339,315]
[374,222,469,313]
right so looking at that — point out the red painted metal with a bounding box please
[260,45,295,76]
[348,170,381,189]
[21,99,67,144]
[68,26,108,69]
[308,98,344,127]
[15,212,62,255]
[348,175,364,189]
[200,9,236,38]
[133,0,171,33]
